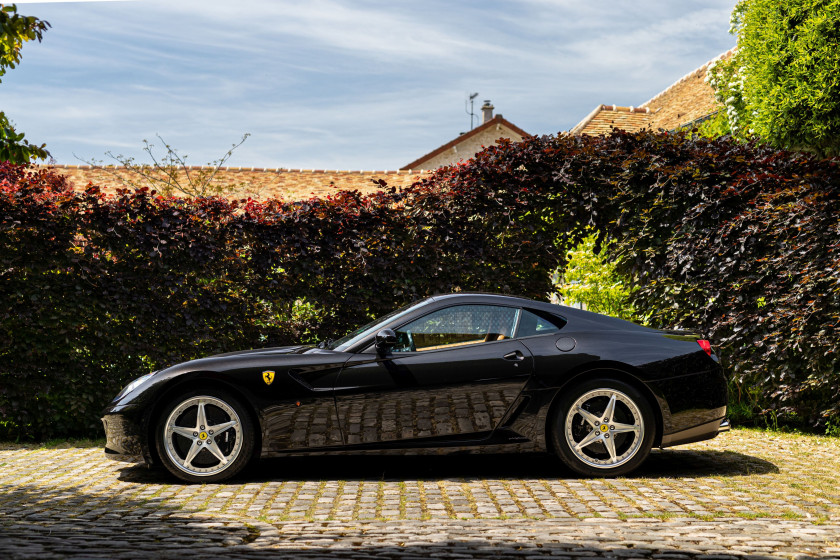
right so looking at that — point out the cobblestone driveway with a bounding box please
[1,429,838,559]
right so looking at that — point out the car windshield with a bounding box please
[328,297,433,351]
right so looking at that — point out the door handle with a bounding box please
[503,350,524,361]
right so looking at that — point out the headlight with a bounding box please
[116,372,156,400]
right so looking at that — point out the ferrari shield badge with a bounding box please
[262,370,275,386]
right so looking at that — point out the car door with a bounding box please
[334,304,533,446]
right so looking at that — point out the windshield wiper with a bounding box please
[316,338,335,349]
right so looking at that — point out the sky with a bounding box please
[2,0,737,170]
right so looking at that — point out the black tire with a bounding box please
[550,378,655,477]
[155,388,255,483]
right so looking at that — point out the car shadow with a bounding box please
[116,448,778,484]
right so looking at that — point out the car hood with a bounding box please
[207,345,314,359]
[158,345,334,376]
[110,344,347,409]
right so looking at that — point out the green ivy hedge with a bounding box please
[1,129,838,439]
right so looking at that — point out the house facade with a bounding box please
[401,101,529,170]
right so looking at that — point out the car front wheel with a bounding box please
[155,389,254,483]
[551,378,654,477]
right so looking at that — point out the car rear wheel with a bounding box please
[155,389,254,483]
[551,378,654,477]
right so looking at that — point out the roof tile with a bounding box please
[41,165,428,201]
[572,49,734,135]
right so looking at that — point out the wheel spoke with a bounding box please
[162,394,245,479]
[181,440,202,469]
[603,393,617,423]
[603,433,618,463]
[573,429,602,451]
[196,401,208,430]
[565,387,649,471]
[208,420,237,435]
[171,426,195,439]
[576,406,601,428]
[612,421,640,434]
[205,440,229,465]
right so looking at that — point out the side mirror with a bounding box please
[374,328,397,354]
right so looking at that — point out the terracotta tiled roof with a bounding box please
[643,49,734,130]
[570,105,652,135]
[572,49,735,136]
[42,165,428,201]
[401,114,529,170]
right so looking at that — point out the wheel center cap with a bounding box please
[199,432,208,440]
[600,424,609,433]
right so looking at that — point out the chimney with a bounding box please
[481,100,494,124]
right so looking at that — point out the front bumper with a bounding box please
[102,412,145,463]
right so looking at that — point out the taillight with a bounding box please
[697,339,712,356]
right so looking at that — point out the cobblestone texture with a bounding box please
[1,429,838,558]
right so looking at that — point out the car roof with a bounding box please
[428,292,653,332]
[342,292,652,352]
[430,292,544,306]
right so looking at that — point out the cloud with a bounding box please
[3,0,738,168]
[12,1,130,3]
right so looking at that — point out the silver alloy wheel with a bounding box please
[162,395,243,477]
[564,388,644,469]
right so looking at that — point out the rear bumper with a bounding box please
[659,416,729,448]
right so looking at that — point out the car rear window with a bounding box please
[516,309,566,338]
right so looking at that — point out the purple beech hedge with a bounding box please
[1,129,838,439]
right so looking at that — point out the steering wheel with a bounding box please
[406,330,416,352]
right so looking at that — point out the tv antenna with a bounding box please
[465,92,479,130]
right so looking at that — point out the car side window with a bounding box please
[393,305,519,352]
[516,309,566,337]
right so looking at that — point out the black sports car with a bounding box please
[102,293,729,482]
